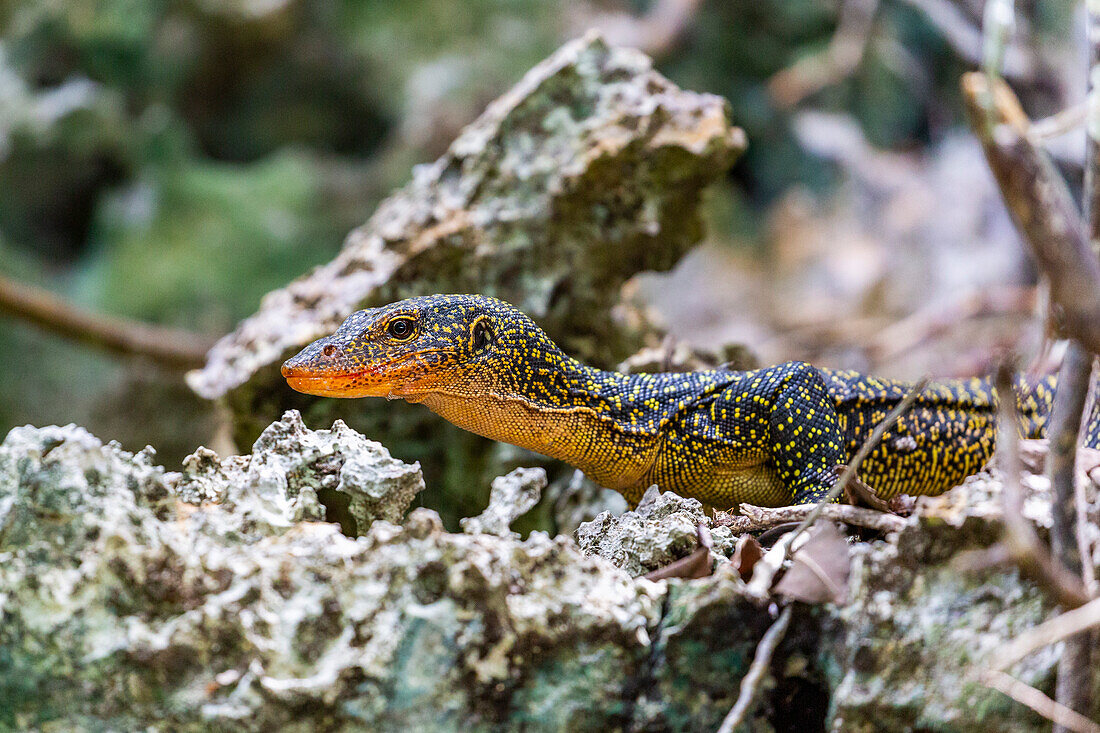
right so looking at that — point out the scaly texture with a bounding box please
[283,294,1097,509]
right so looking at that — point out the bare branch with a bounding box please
[995,367,1091,610]
[994,595,1100,672]
[768,0,880,108]
[0,274,214,370]
[716,604,794,733]
[715,502,906,534]
[1030,103,1087,141]
[1048,344,1091,578]
[962,73,1100,355]
[980,670,1100,733]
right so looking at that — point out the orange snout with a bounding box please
[281,351,450,400]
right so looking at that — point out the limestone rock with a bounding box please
[574,486,737,576]
[460,467,546,537]
[174,410,424,534]
[4,420,1097,730]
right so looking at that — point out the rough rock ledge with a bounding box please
[1,417,1095,731]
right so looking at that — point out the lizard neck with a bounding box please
[417,356,664,490]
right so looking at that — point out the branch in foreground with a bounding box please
[1048,343,1092,578]
[980,670,1100,733]
[994,595,1100,672]
[995,367,1090,610]
[0,274,215,370]
[961,73,1100,355]
[716,604,794,733]
[1047,303,1096,732]
[716,503,906,534]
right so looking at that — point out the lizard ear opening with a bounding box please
[471,318,493,351]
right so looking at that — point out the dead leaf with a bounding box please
[732,535,763,581]
[643,547,712,581]
[642,522,715,581]
[774,522,850,604]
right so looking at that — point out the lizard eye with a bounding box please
[386,316,417,341]
[322,344,337,357]
[471,319,493,351]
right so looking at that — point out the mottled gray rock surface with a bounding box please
[575,486,737,576]
[825,463,1100,730]
[0,421,664,731]
[2,421,1098,731]
[460,466,546,537]
[175,410,424,534]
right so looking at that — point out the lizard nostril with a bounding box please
[322,344,337,357]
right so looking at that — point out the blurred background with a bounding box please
[0,0,1083,471]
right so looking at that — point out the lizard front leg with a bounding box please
[765,362,848,504]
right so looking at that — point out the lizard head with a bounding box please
[281,294,556,401]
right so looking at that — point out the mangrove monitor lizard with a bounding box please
[281,294,1099,509]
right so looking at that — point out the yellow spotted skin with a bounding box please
[282,295,1098,510]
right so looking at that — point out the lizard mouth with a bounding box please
[281,350,453,399]
[281,371,393,398]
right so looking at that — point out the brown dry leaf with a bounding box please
[643,522,715,581]
[774,522,851,604]
[643,547,712,581]
[731,534,763,582]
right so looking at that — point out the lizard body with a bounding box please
[282,294,1096,508]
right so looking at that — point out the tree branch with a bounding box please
[995,366,1091,610]
[715,502,906,534]
[716,604,794,733]
[0,273,215,370]
[980,670,1100,733]
[993,595,1100,672]
[961,73,1100,355]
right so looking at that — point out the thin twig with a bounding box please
[981,0,1016,92]
[995,367,1091,610]
[715,502,906,535]
[993,595,1100,672]
[782,376,930,564]
[1030,103,1088,141]
[980,670,1100,733]
[962,73,1100,355]
[768,0,880,108]
[894,0,1033,80]
[716,604,794,733]
[0,274,214,370]
[1048,343,1090,577]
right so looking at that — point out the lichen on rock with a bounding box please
[3,417,1099,730]
[460,466,546,537]
[574,486,737,576]
[824,456,1100,729]
[0,421,664,731]
[174,410,425,534]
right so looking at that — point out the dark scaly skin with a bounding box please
[282,294,1094,509]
